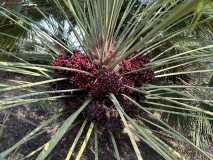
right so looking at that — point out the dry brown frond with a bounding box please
[91,33,121,72]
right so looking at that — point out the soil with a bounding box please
[0,103,164,160]
[0,108,164,160]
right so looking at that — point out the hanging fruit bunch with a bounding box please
[50,49,155,131]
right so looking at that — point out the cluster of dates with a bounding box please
[50,50,154,131]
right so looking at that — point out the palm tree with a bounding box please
[0,0,213,159]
